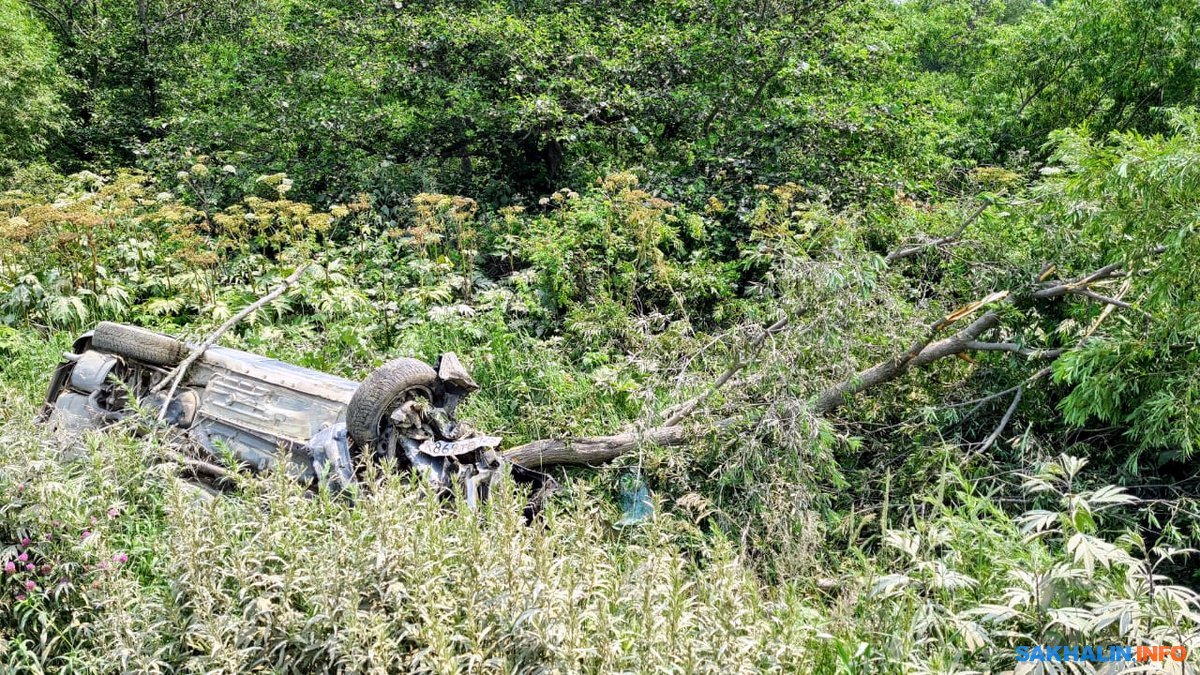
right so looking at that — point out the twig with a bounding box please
[962,341,1065,359]
[151,263,311,420]
[1083,278,1132,338]
[660,315,790,427]
[978,386,1023,453]
[885,202,988,264]
[948,365,1054,414]
[1074,288,1152,318]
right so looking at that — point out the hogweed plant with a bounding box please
[864,456,1199,673]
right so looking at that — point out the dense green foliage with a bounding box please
[1045,112,1200,466]
[2,0,1200,672]
[0,0,63,169]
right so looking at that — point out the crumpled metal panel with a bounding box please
[46,392,101,434]
[437,352,479,392]
[308,423,354,491]
[68,351,119,393]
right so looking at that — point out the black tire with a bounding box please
[91,322,187,366]
[347,357,437,446]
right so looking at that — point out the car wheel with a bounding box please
[347,357,438,446]
[91,322,188,366]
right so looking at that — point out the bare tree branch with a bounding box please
[505,424,692,468]
[152,263,311,421]
[962,341,1065,359]
[811,297,1006,415]
[977,386,1023,453]
[885,202,988,264]
[660,315,790,427]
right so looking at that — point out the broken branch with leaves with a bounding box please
[504,316,791,467]
[505,244,1150,468]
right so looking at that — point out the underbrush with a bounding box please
[0,405,825,673]
[2,391,1196,673]
[3,0,1200,666]
[2,124,1200,672]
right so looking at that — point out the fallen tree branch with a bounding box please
[962,341,1065,359]
[1033,263,1124,298]
[505,424,692,468]
[950,279,1132,422]
[507,256,1144,467]
[152,263,311,421]
[810,252,1149,415]
[811,299,1005,415]
[977,386,1023,453]
[1034,259,1155,320]
[506,314,790,468]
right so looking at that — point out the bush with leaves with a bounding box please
[1033,110,1200,466]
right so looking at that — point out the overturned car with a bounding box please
[40,322,553,510]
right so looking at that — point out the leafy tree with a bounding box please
[15,0,977,209]
[1040,110,1200,467]
[20,0,248,166]
[974,0,1200,152]
[0,0,64,171]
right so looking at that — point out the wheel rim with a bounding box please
[371,384,433,441]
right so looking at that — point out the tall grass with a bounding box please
[4,397,1196,673]
[0,402,830,674]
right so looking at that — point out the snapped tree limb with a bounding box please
[810,302,1005,415]
[505,424,693,468]
[504,256,1146,467]
[504,314,790,469]
[659,315,790,427]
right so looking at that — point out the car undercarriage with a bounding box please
[40,322,554,514]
